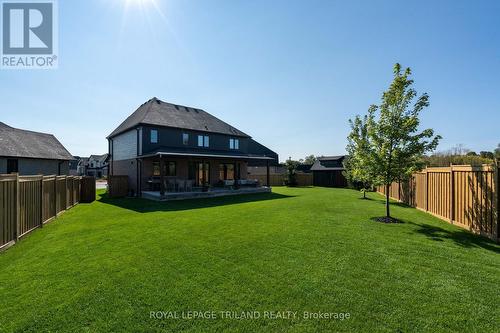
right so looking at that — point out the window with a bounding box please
[153,161,176,176]
[219,163,235,180]
[229,138,239,150]
[189,162,210,186]
[182,133,189,145]
[7,159,18,174]
[151,129,158,143]
[152,162,160,176]
[198,135,209,147]
[164,161,176,176]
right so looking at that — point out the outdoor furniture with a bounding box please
[148,177,161,191]
[176,179,185,192]
[237,179,258,187]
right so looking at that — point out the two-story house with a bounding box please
[107,98,278,197]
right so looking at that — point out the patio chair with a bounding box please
[185,179,194,192]
[176,179,185,192]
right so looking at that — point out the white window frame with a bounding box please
[229,138,234,149]
[204,135,209,147]
[198,135,204,147]
[183,133,189,145]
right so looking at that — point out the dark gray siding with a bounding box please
[141,125,250,156]
[0,158,69,175]
[0,158,6,173]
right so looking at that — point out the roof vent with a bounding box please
[184,106,189,112]
[194,109,200,113]
[156,99,161,105]
[205,126,209,130]
[174,105,179,110]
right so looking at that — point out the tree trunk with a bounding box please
[385,184,390,218]
[363,190,366,199]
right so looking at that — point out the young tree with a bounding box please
[344,114,373,198]
[348,64,441,220]
[284,157,300,186]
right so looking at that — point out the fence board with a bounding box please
[0,174,95,252]
[108,176,129,198]
[377,165,499,242]
[247,173,313,187]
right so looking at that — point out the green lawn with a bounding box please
[0,187,498,332]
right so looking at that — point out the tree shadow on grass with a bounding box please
[408,222,500,254]
[97,191,295,213]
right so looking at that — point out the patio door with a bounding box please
[189,162,210,186]
[219,163,235,180]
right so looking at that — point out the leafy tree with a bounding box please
[344,115,373,198]
[466,151,477,156]
[283,157,300,186]
[495,144,500,159]
[480,151,494,160]
[348,64,441,221]
[303,155,318,165]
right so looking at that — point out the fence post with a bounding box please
[15,173,20,241]
[425,169,429,212]
[54,177,58,217]
[450,165,454,224]
[495,159,499,242]
[40,176,44,228]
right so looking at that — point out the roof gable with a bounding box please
[0,122,73,160]
[108,98,249,138]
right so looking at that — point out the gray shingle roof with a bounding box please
[108,98,250,138]
[0,122,73,160]
[310,155,347,171]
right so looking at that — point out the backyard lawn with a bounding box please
[0,187,498,332]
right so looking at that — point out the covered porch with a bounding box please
[137,151,273,200]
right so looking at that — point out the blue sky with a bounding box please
[1,0,499,161]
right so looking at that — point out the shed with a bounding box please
[310,156,347,187]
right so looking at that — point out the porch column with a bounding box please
[160,155,165,196]
[266,160,270,187]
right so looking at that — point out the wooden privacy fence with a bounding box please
[0,174,96,251]
[108,175,129,198]
[248,173,313,187]
[377,165,499,241]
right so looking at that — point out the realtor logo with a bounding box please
[1,0,58,69]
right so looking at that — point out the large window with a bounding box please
[182,133,189,145]
[198,135,209,147]
[219,163,235,180]
[229,138,239,150]
[151,129,158,143]
[152,162,160,176]
[152,161,176,176]
[165,161,176,176]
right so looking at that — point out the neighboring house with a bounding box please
[77,157,88,175]
[107,97,278,195]
[85,154,109,178]
[69,156,80,176]
[75,155,109,178]
[310,156,347,187]
[0,122,73,175]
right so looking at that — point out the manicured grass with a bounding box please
[0,187,499,332]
